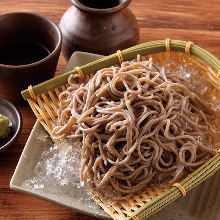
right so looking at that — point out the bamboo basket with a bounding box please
[22,40,220,220]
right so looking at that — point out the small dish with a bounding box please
[0,97,22,152]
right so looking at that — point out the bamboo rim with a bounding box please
[129,153,220,219]
[21,40,220,100]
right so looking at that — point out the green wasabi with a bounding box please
[0,113,10,138]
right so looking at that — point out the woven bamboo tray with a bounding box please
[22,40,220,220]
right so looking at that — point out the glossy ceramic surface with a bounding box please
[0,12,62,105]
[59,0,139,60]
[0,97,22,152]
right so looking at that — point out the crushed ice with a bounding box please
[164,56,220,111]
[22,140,84,191]
[35,129,50,142]
[22,140,101,211]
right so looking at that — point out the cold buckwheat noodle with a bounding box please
[52,55,216,200]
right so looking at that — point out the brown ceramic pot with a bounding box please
[59,0,139,60]
[0,12,62,105]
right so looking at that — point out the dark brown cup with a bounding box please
[0,12,62,105]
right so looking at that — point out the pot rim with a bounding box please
[71,0,131,14]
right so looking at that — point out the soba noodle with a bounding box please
[52,55,215,200]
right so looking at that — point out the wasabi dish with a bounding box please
[0,113,10,138]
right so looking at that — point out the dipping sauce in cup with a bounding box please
[0,41,50,66]
[0,12,62,105]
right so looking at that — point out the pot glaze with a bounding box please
[59,0,139,60]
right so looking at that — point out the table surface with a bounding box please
[0,0,220,219]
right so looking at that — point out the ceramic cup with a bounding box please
[0,12,62,105]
